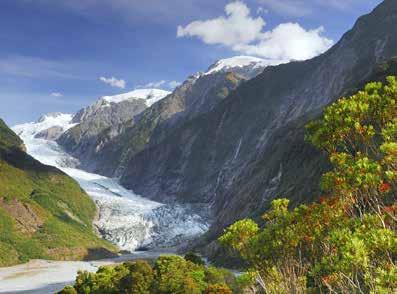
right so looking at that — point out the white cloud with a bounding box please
[99,76,126,89]
[235,23,333,61]
[51,92,63,97]
[177,1,333,63]
[177,1,265,47]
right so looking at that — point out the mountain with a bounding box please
[58,89,170,171]
[0,118,116,266]
[51,0,397,261]
[58,56,268,176]
[106,0,397,255]
[205,55,277,77]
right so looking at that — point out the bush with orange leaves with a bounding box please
[220,78,397,293]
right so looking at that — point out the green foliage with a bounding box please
[119,260,154,294]
[153,255,206,293]
[185,252,205,266]
[62,256,241,294]
[74,264,130,294]
[0,121,116,266]
[220,77,397,293]
[218,219,259,259]
[204,283,232,294]
[57,286,77,294]
[0,119,23,150]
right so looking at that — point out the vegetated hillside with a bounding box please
[0,119,116,266]
[113,0,397,250]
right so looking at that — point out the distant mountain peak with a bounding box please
[37,112,66,123]
[100,89,171,107]
[205,56,286,75]
[35,112,74,126]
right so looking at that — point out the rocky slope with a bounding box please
[58,57,269,176]
[113,0,397,248]
[0,119,116,266]
[58,89,170,171]
[52,0,397,261]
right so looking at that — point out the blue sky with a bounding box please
[0,0,382,125]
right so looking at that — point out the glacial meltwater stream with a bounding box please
[0,114,209,293]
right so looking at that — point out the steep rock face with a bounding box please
[34,126,64,140]
[118,0,397,238]
[76,59,267,177]
[58,89,170,171]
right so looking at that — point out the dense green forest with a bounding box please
[61,77,396,293]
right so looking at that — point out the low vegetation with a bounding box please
[0,120,116,266]
[59,78,396,293]
[59,254,240,294]
[220,77,397,293]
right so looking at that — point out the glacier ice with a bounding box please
[13,114,209,252]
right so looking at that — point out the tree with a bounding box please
[153,255,206,293]
[220,77,397,293]
[205,283,232,294]
[118,260,154,294]
[184,252,205,266]
[57,286,77,294]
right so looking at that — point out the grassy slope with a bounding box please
[0,119,116,266]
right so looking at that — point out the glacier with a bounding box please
[12,113,210,252]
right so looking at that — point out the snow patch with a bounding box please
[101,89,171,107]
[205,56,268,75]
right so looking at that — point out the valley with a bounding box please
[0,1,396,292]
[13,112,210,253]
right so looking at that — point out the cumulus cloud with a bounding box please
[99,76,126,89]
[177,1,265,47]
[177,1,333,63]
[235,23,333,61]
[51,92,63,97]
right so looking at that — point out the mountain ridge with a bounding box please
[58,58,268,176]
[111,0,397,251]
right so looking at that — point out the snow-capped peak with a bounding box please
[205,56,270,75]
[101,89,171,107]
[37,112,66,123]
[13,113,75,140]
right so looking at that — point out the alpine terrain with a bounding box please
[56,0,397,258]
